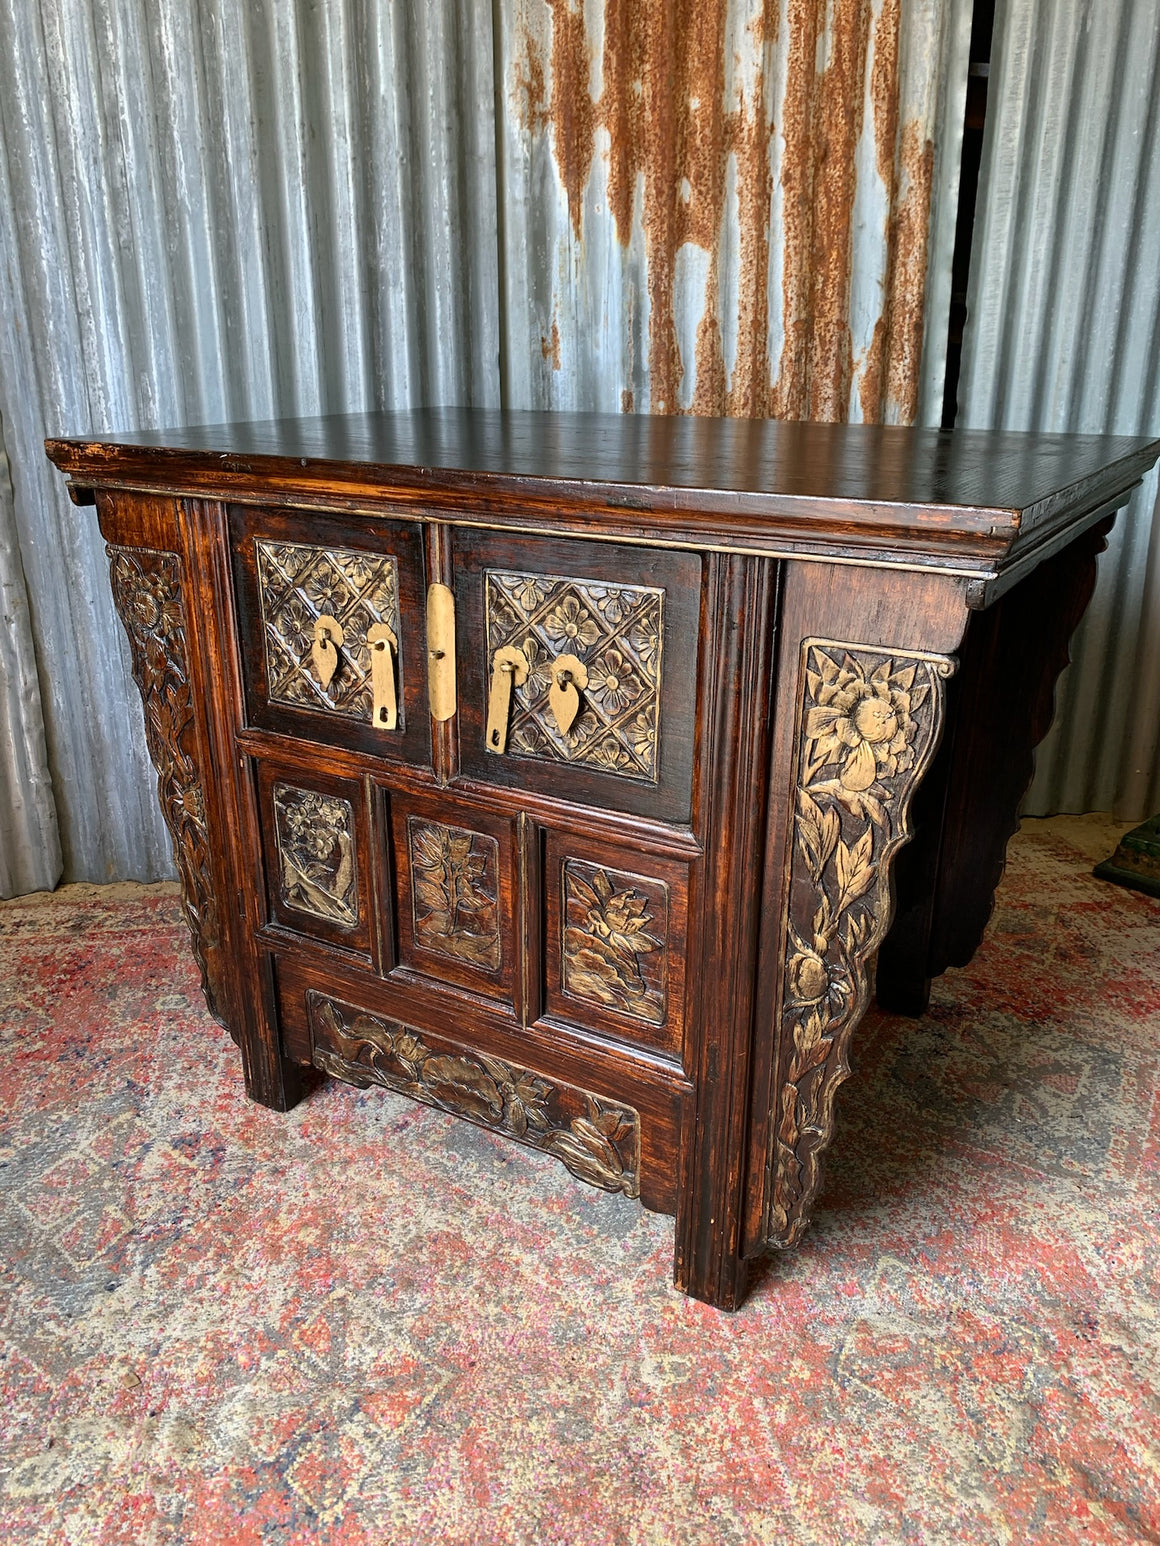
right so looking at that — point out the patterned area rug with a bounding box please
[1,817,1157,1545]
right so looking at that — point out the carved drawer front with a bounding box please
[387,790,517,1006]
[255,757,373,959]
[304,988,641,1197]
[454,531,700,822]
[541,830,689,1065]
[230,505,431,763]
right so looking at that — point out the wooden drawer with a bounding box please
[537,827,689,1067]
[230,504,431,764]
[452,531,701,823]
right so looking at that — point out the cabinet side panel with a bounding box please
[97,491,229,1028]
[745,561,970,1256]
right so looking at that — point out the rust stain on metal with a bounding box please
[855,0,934,423]
[884,122,936,423]
[541,316,562,368]
[519,0,930,424]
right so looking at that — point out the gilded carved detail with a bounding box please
[308,994,641,1197]
[485,571,663,781]
[562,861,668,1026]
[408,818,501,969]
[256,540,403,724]
[272,784,359,927]
[767,642,954,1248]
[107,547,223,1022]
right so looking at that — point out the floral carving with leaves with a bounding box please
[767,642,953,1247]
[308,995,640,1196]
[408,818,501,969]
[108,547,223,1022]
[562,862,667,1025]
[273,784,358,926]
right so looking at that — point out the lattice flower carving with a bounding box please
[485,571,664,781]
[256,540,402,724]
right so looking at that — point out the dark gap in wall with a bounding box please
[941,0,997,429]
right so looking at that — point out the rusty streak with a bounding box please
[515,0,934,427]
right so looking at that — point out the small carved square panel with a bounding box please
[256,539,403,725]
[484,570,663,782]
[388,794,516,1004]
[407,817,501,972]
[561,860,669,1026]
[273,782,359,928]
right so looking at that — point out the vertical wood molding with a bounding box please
[178,500,309,1111]
[674,552,778,1309]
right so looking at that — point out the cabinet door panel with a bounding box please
[254,755,374,960]
[454,531,700,822]
[387,788,518,1007]
[541,829,689,1066]
[231,505,431,764]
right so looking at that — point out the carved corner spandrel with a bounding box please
[765,640,956,1249]
[107,544,227,1029]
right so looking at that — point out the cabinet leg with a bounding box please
[874,961,933,1017]
[238,1041,311,1112]
[235,954,311,1113]
[673,1209,752,1310]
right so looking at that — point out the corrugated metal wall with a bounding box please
[0,0,971,892]
[0,0,502,889]
[498,0,970,425]
[958,0,1160,819]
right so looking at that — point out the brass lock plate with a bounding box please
[426,583,456,722]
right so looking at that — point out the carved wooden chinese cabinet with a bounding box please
[45,411,1160,1309]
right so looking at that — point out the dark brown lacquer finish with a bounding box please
[46,409,1160,1310]
[767,641,954,1246]
[107,543,225,1023]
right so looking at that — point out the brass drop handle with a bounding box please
[548,653,588,735]
[367,622,399,729]
[312,614,344,691]
[486,645,529,755]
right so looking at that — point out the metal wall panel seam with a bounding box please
[0,415,62,897]
[959,0,1160,818]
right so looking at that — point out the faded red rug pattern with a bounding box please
[1,817,1157,1545]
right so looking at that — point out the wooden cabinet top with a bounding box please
[46,409,1160,600]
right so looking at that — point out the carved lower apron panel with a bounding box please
[307,993,641,1198]
[765,640,955,1248]
[107,546,224,1026]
